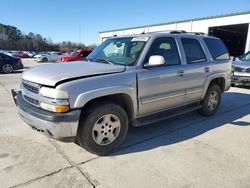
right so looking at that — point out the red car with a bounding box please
[16,52,30,58]
[61,49,92,62]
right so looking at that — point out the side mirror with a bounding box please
[144,55,165,68]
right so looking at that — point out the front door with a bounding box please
[137,37,186,116]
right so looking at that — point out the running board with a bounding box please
[131,103,202,127]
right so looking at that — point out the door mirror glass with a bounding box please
[144,55,165,68]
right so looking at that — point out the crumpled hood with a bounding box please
[22,61,125,86]
[233,60,250,68]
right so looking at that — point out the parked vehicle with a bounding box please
[0,53,23,73]
[16,52,30,58]
[27,51,36,58]
[60,50,92,62]
[12,32,231,155]
[232,51,250,86]
[35,51,62,62]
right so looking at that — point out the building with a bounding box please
[99,11,250,56]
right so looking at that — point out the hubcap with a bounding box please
[208,90,218,111]
[2,64,13,73]
[92,114,121,146]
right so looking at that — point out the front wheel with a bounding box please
[42,57,48,62]
[77,102,129,155]
[198,84,221,116]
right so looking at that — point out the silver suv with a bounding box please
[12,32,231,155]
[232,51,250,86]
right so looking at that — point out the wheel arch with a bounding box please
[201,74,226,100]
[80,93,135,121]
[74,87,137,122]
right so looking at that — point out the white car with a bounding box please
[35,51,62,62]
[27,51,36,57]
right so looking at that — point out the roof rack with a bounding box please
[141,30,206,35]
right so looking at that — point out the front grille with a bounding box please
[22,81,39,93]
[24,95,39,106]
[234,66,250,73]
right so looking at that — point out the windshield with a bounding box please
[87,37,147,66]
[240,51,250,61]
[70,51,78,56]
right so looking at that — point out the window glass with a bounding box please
[81,51,91,57]
[129,42,144,60]
[204,38,230,60]
[240,51,250,61]
[181,38,207,64]
[145,37,181,66]
[103,42,125,58]
[0,54,8,59]
[87,37,146,65]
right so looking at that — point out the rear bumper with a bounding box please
[232,75,250,86]
[13,63,23,70]
[12,90,81,141]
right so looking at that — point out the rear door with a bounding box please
[179,37,211,103]
[137,37,187,116]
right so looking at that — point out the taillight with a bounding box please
[18,59,22,63]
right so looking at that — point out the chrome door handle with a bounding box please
[177,70,184,76]
[204,67,210,73]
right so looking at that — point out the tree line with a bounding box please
[0,23,96,52]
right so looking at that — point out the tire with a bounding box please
[77,102,129,155]
[1,64,14,74]
[42,57,48,62]
[198,84,221,116]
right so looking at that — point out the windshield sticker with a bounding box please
[131,37,149,42]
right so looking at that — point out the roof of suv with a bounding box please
[110,31,217,40]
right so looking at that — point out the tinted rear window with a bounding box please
[204,38,230,60]
[181,38,207,64]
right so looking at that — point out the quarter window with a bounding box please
[204,38,230,60]
[145,37,181,66]
[181,38,207,64]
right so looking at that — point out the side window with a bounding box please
[181,38,207,64]
[83,51,91,57]
[145,37,181,66]
[1,54,8,59]
[80,51,91,57]
[204,38,230,60]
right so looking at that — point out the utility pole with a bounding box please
[79,25,81,45]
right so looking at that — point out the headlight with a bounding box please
[40,87,69,99]
[39,87,69,113]
[40,102,69,113]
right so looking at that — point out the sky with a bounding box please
[0,0,249,45]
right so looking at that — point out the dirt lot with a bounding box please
[0,59,250,188]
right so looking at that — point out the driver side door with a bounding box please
[137,37,187,116]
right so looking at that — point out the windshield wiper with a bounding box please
[95,58,115,65]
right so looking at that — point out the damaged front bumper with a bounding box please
[11,89,81,142]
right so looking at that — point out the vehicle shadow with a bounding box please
[0,67,30,75]
[112,92,250,156]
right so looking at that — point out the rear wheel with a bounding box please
[77,102,129,155]
[198,84,221,116]
[2,64,14,74]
